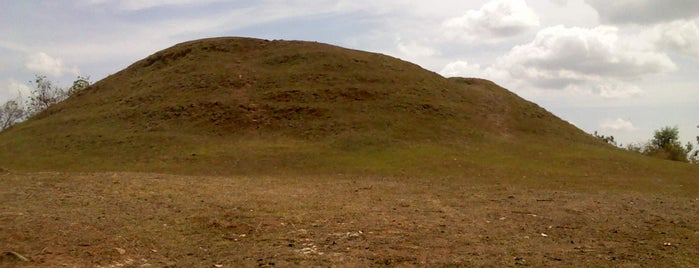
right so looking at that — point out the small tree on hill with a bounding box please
[66,75,91,96]
[26,75,65,116]
[652,126,680,149]
[692,125,699,164]
[0,74,91,132]
[0,98,25,131]
[25,75,91,117]
[647,126,692,162]
[622,126,695,163]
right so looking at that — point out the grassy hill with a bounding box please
[2,37,698,267]
[0,37,696,180]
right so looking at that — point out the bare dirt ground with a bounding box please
[1,171,698,267]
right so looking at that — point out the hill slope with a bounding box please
[0,37,695,179]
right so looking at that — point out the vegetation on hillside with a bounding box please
[595,126,698,163]
[0,75,90,131]
[0,98,24,131]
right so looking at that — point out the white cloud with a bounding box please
[442,0,540,42]
[396,40,438,62]
[9,79,31,98]
[585,0,699,24]
[567,81,644,99]
[600,118,637,131]
[649,20,699,59]
[0,41,29,53]
[487,25,676,98]
[24,52,80,77]
[439,60,483,78]
[594,83,644,99]
[0,79,31,102]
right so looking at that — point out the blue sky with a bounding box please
[1,0,698,145]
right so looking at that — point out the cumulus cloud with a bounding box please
[483,25,675,98]
[648,20,699,59]
[442,0,540,42]
[585,0,699,24]
[600,118,637,132]
[24,52,80,77]
[439,60,483,78]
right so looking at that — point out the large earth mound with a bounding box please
[0,37,691,177]
[2,37,698,268]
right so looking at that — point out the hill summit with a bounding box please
[0,37,670,177]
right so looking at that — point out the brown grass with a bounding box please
[1,171,697,267]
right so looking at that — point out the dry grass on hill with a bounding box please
[1,37,597,176]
